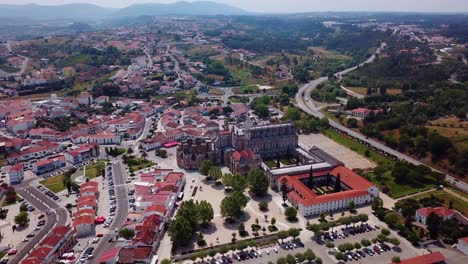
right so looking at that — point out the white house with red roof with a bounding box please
[7,141,62,164]
[458,237,468,255]
[22,226,75,264]
[32,155,66,175]
[88,132,121,145]
[73,214,95,237]
[64,143,100,165]
[9,163,24,184]
[278,166,379,216]
[415,207,455,226]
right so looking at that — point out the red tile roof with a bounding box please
[9,163,24,173]
[279,166,374,206]
[73,215,95,226]
[232,149,255,161]
[98,247,122,263]
[391,252,445,264]
[417,207,455,218]
[460,237,468,243]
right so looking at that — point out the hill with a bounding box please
[0,1,247,21]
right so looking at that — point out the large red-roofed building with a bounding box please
[278,166,379,216]
[390,252,445,264]
[415,207,455,226]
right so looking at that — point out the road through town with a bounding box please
[9,186,68,264]
[91,161,129,262]
[295,43,468,193]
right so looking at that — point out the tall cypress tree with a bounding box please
[334,173,341,192]
[308,165,314,189]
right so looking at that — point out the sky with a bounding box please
[1,0,468,13]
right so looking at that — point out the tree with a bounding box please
[303,249,315,261]
[161,259,172,264]
[168,218,193,247]
[288,228,301,240]
[127,147,133,155]
[285,207,297,221]
[271,217,277,226]
[319,212,326,222]
[208,167,222,181]
[358,213,369,223]
[278,230,289,243]
[285,107,301,121]
[223,173,247,191]
[247,169,269,196]
[259,201,269,211]
[280,178,289,205]
[276,257,286,264]
[6,186,17,204]
[389,237,400,247]
[354,242,362,249]
[426,212,442,239]
[19,203,28,212]
[200,160,213,176]
[391,256,401,263]
[371,197,384,211]
[118,228,135,240]
[197,200,214,226]
[347,118,358,128]
[334,173,342,192]
[384,214,398,228]
[220,191,248,219]
[307,166,315,189]
[335,252,345,261]
[348,201,356,212]
[14,211,29,226]
[285,254,296,264]
[361,239,372,247]
[237,223,247,236]
[315,257,323,264]
[326,242,335,249]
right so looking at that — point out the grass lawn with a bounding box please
[85,161,106,179]
[264,160,277,169]
[447,186,468,200]
[128,158,155,172]
[408,190,468,216]
[309,47,352,60]
[323,129,436,198]
[62,54,92,67]
[39,174,66,193]
[323,129,394,167]
[365,172,434,199]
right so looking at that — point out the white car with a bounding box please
[265,250,270,255]
[274,248,278,253]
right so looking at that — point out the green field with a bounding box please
[128,158,155,172]
[62,54,92,67]
[323,129,393,167]
[323,129,436,198]
[39,174,66,193]
[85,161,106,179]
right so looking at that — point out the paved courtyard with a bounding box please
[299,134,376,169]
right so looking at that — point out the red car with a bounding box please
[8,249,17,255]
[96,233,104,237]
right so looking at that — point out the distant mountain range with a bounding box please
[0,1,247,21]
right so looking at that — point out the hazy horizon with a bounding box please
[1,0,468,13]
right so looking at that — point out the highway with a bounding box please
[9,186,68,264]
[295,43,468,193]
[91,161,129,262]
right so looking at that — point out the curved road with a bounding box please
[295,43,468,193]
[9,186,68,264]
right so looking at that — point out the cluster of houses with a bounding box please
[73,181,100,237]
[98,169,185,263]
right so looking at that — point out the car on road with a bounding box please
[27,233,35,238]
[96,233,104,237]
[7,249,17,255]
[38,214,45,219]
